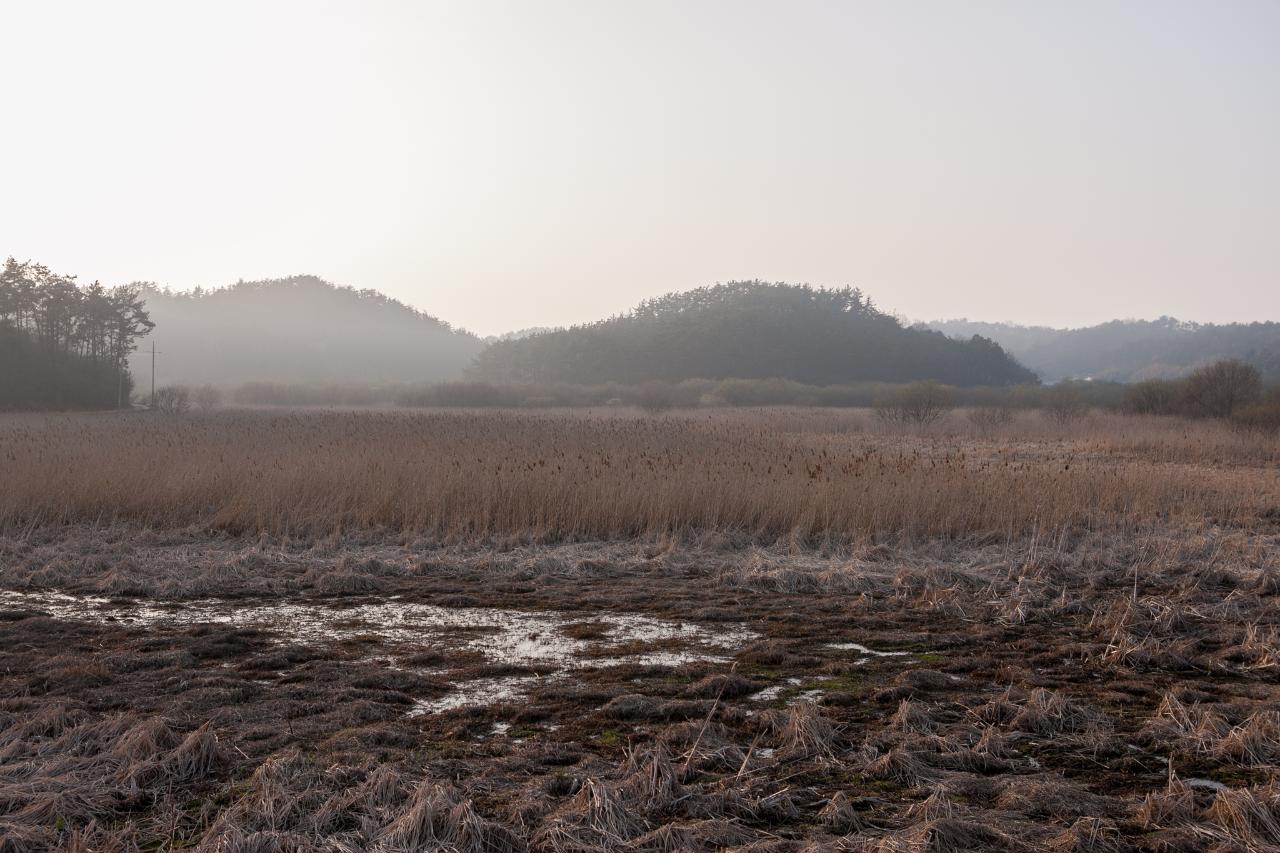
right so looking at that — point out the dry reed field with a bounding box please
[1,408,1278,851]
[1,408,1276,541]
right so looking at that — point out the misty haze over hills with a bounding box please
[126,275,1280,389]
[128,276,483,386]
[924,318,1280,383]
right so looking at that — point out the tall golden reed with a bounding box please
[0,408,1273,541]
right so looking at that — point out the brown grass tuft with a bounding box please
[1134,776,1198,830]
[1046,817,1125,853]
[1205,783,1280,848]
[775,702,840,761]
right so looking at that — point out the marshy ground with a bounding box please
[2,525,1278,852]
[0,409,1277,850]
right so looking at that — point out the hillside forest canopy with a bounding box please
[471,282,1038,387]
[1,258,153,410]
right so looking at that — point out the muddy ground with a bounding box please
[0,525,1278,851]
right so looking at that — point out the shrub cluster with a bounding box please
[150,386,191,414]
[1123,359,1278,431]
[873,381,952,427]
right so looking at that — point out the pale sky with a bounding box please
[2,1,1277,335]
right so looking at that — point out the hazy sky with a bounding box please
[3,1,1277,335]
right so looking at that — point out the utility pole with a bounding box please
[117,356,124,410]
[150,341,156,409]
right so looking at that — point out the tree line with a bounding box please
[1,258,153,410]
[472,281,1038,387]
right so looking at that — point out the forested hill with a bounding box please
[1,258,152,410]
[924,318,1280,383]
[471,282,1037,386]
[130,276,484,385]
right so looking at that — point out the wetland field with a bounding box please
[1,408,1278,851]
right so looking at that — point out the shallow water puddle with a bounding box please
[409,675,548,716]
[0,589,757,713]
[752,678,803,702]
[0,589,753,666]
[827,641,910,657]
[750,677,829,706]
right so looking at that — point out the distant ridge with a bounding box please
[130,275,483,385]
[471,281,1037,387]
[923,317,1280,382]
[129,275,1278,390]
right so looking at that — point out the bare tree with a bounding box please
[875,381,952,428]
[967,404,1015,433]
[1180,359,1262,418]
[1122,379,1180,416]
[1043,387,1086,427]
[152,386,191,414]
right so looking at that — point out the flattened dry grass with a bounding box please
[1,409,1274,542]
[1,512,1278,850]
